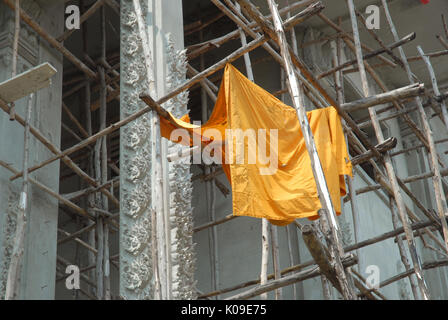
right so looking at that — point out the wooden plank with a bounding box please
[0,62,57,103]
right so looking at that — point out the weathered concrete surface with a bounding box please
[0,0,63,299]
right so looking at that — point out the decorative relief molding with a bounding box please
[120,0,154,299]
[163,35,196,300]
[0,189,19,298]
[120,1,195,300]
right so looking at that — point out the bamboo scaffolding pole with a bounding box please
[0,159,90,220]
[341,83,424,113]
[269,224,282,299]
[9,0,20,120]
[4,93,32,300]
[389,196,419,299]
[187,0,316,61]
[2,0,97,80]
[57,255,96,288]
[442,14,448,40]
[361,259,448,296]
[184,12,225,36]
[351,269,387,300]
[85,79,98,297]
[342,39,439,167]
[20,35,269,180]
[341,56,443,242]
[58,223,96,245]
[57,0,106,42]
[57,228,98,255]
[285,1,299,298]
[199,217,437,299]
[380,0,448,259]
[419,46,448,129]
[225,254,357,300]
[0,98,119,208]
[357,106,419,130]
[186,64,217,103]
[63,177,119,201]
[355,10,404,68]
[302,224,346,297]
[62,102,89,139]
[193,213,236,233]
[16,4,323,182]
[317,13,396,68]
[332,33,362,285]
[346,0,429,299]
[317,32,415,80]
[319,14,445,165]
[232,2,390,170]
[391,137,448,157]
[436,35,448,51]
[260,0,355,299]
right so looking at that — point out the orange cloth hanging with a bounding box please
[159,64,352,226]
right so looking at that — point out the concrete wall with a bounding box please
[0,0,64,299]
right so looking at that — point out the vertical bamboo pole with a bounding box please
[284,224,297,299]
[267,0,355,300]
[9,0,20,121]
[269,224,282,299]
[382,0,448,258]
[236,3,254,81]
[260,219,269,300]
[99,6,111,300]
[81,0,97,297]
[419,47,448,129]
[331,36,360,279]
[347,0,429,299]
[4,93,33,300]
[285,4,298,298]
[389,196,419,299]
[94,81,104,299]
[314,221,333,300]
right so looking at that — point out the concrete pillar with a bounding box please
[0,0,64,299]
[120,0,195,299]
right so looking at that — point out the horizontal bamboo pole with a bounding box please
[194,214,236,233]
[225,254,357,300]
[341,83,425,112]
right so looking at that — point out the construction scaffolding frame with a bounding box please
[2,0,448,300]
